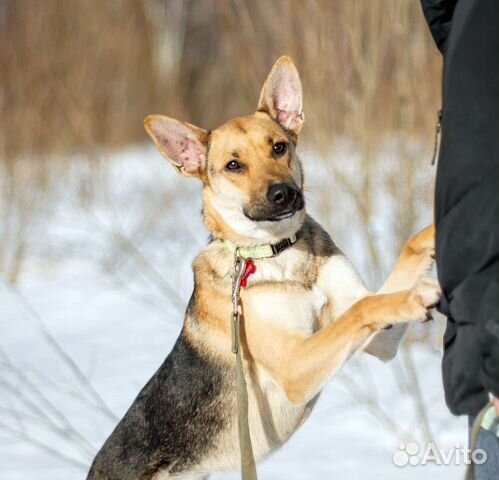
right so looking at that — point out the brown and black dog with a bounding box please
[87,56,440,480]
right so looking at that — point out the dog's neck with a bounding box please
[221,233,298,260]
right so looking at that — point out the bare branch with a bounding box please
[2,283,117,422]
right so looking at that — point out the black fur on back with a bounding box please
[87,330,230,480]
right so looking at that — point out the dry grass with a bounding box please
[0,0,442,283]
[0,0,440,156]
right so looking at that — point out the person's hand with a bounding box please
[492,396,499,415]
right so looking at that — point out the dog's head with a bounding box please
[144,56,306,245]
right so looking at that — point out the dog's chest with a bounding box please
[196,245,372,469]
[237,250,325,454]
[235,250,370,455]
[241,248,325,334]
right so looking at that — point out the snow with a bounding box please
[0,145,467,479]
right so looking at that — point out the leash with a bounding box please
[232,253,257,480]
[228,234,297,480]
[465,401,496,480]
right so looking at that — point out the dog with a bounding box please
[87,56,440,480]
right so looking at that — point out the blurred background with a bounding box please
[0,1,465,479]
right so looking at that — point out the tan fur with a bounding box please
[186,224,438,405]
[173,221,439,473]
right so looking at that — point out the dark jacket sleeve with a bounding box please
[420,0,458,53]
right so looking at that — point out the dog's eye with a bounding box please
[273,142,288,156]
[226,160,242,171]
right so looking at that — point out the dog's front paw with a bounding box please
[404,276,441,322]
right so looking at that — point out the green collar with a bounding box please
[222,234,298,259]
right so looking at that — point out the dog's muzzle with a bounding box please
[244,182,304,222]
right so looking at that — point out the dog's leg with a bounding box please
[379,224,435,293]
[245,276,440,405]
[364,224,436,361]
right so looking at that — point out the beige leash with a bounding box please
[231,252,257,480]
[226,235,297,480]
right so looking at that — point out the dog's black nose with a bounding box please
[267,183,299,207]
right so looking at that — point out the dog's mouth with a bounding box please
[243,196,305,223]
[270,210,296,221]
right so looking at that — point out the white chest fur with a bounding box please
[242,247,325,334]
[242,247,369,333]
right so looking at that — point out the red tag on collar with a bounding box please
[240,259,256,288]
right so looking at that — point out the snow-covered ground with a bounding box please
[0,146,467,479]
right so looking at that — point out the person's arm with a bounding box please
[420,0,459,53]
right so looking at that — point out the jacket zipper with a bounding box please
[431,109,443,165]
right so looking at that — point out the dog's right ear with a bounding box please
[144,115,208,178]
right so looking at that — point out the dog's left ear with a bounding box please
[257,56,304,137]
